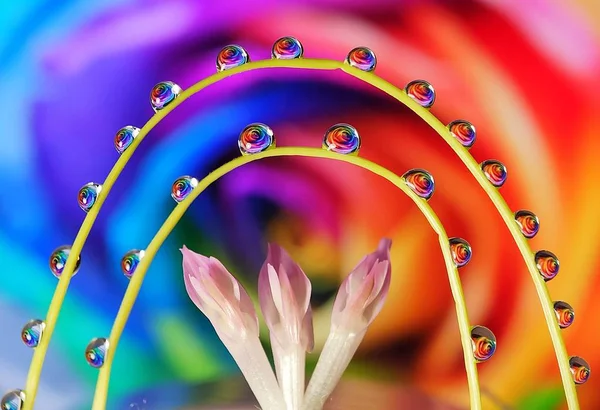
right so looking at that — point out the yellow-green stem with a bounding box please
[91,147,481,410]
[21,57,576,410]
[340,66,578,409]
[21,59,339,410]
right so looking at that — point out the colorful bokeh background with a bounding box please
[1,0,599,409]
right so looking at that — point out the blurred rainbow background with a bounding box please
[1,0,599,409]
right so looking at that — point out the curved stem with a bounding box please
[90,147,481,410]
[21,58,341,410]
[342,66,578,409]
[22,57,575,410]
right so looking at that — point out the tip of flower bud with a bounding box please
[332,238,392,331]
[181,245,258,340]
[376,238,392,256]
[259,243,314,352]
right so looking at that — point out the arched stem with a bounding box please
[90,147,481,410]
[21,58,576,410]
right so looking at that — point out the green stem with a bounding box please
[21,57,576,410]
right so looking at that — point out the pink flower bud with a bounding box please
[332,238,392,332]
[258,243,314,352]
[181,246,258,341]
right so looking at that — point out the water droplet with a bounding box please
[405,80,435,108]
[449,238,472,267]
[49,245,81,279]
[402,169,435,200]
[553,301,575,329]
[150,81,181,112]
[322,123,361,155]
[272,36,303,59]
[448,120,476,148]
[514,210,540,239]
[121,249,145,280]
[171,176,198,203]
[85,337,109,368]
[216,45,249,71]
[480,160,507,187]
[535,250,559,281]
[77,182,102,213]
[471,326,496,362]
[570,356,591,384]
[238,123,276,155]
[1,390,25,410]
[115,126,140,154]
[344,47,377,72]
[21,319,45,348]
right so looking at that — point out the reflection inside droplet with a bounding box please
[322,123,361,155]
[171,176,199,203]
[85,337,109,368]
[121,250,145,279]
[238,123,276,155]
[402,169,435,200]
[0,389,26,410]
[115,126,140,154]
[447,120,476,148]
[405,80,436,108]
[77,182,102,213]
[344,47,377,72]
[217,45,249,71]
[535,250,559,281]
[49,245,81,278]
[480,159,507,187]
[21,319,45,348]
[514,210,540,239]
[471,325,496,362]
[272,36,303,59]
[150,81,182,112]
[553,301,575,329]
[449,237,472,267]
[569,356,591,384]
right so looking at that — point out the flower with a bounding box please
[331,238,392,332]
[258,244,314,410]
[181,245,258,342]
[181,246,285,410]
[181,240,392,410]
[302,238,392,410]
[259,243,314,350]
